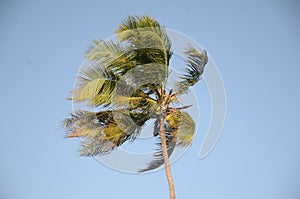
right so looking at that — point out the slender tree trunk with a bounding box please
[159,109,176,199]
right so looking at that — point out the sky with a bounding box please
[0,0,300,199]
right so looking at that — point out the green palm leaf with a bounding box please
[176,111,196,147]
[166,109,196,147]
[63,110,122,155]
[116,15,172,67]
[85,40,135,76]
[63,109,150,156]
[175,46,208,94]
[70,62,119,107]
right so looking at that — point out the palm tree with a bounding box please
[63,15,208,199]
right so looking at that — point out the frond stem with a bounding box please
[173,104,192,110]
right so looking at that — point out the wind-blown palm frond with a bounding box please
[80,36,169,108]
[63,110,122,155]
[111,81,159,120]
[70,62,119,107]
[133,64,168,85]
[79,123,126,156]
[116,15,172,66]
[175,111,196,147]
[117,15,161,32]
[138,110,195,172]
[85,40,135,76]
[63,109,149,156]
[139,128,177,172]
[166,109,196,147]
[175,46,208,94]
[152,118,160,137]
[116,15,171,49]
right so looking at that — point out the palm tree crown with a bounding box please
[63,15,208,199]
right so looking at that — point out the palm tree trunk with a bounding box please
[159,111,176,199]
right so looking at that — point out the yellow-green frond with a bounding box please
[116,15,172,66]
[176,111,196,147]
[63,110,147,156]
[86,40,135,75]
[165,109,196,147]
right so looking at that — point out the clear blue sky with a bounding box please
[1,0,300,198]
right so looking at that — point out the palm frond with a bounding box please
[176,111,196,147]
[117,15,161,32]
[139,129,177,172]
[175,46,208,94]
[112,109,148,141]
[63,110,104,136]
[152,118,160,137]
[86,40,136,75]
[137,110,195,171]
[63,110,121,155]
[116,15,169,47]
[70,63,119,107]
[79,137,117,156]
[119,63,168,90]
[166,108,182,129]
[111,95,153,107]
[63,109,148,156]
[116,15,172,66]
[79,123,126,156]
[75,39,168,108]
[166,109,195,147]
